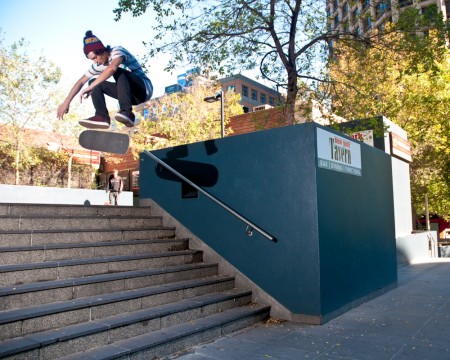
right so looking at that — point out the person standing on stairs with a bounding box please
[107,169,123,206]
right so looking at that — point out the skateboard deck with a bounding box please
[79,130,130,154]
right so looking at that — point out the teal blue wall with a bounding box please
[139,122,397,321]
[317,143,397,316]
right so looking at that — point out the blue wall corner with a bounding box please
[139,122,397,320]
[316,126,397,315]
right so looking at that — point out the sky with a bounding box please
[0,0,190,98]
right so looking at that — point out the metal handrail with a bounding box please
[143,150,277,242]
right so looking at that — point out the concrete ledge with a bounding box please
[0,184,133,206]
[397,231,436,265]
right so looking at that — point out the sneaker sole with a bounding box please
[115,114,135,127]
[79,120,110,129]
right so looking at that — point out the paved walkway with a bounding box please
[169,259,450,360]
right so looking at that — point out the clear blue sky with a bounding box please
[0,0,180,97]
[0,0,273,99]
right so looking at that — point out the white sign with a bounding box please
[317,128,362,176]
[350,129,374,147]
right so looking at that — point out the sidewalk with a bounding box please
[169,259,450,360]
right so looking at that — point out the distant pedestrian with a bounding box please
[107,170,123,205]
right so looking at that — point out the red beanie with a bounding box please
[83,30,105,55]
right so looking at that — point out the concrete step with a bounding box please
[0,215,164,231]
[0,227,177,247]
[59,304,270,360]
[0,202,271,360]
[0,275,236,341]
[0,262,218,311]
[0,238,189,265]
[0,203,153,217]
[0,249,203,287]
[0,289,257,360]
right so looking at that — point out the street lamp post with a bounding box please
[203,90,224,138]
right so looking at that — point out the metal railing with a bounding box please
[143,150,277,242]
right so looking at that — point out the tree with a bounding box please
[328,26,450,218]
[131,78,243,154]
[113,0,342,123]
[51,93,94,188]
[0,36,61,184]
[113,1,445,124]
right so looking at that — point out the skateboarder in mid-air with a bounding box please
[57,30,153,129]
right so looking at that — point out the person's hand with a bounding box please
[80,88,91,102]
[57,103,69,120]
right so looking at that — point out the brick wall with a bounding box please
[103,149,137,173]
[227,107,290,136]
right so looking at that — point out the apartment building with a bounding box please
[219,74,283,113]
[327,0,449,36]
[136,73,283,118]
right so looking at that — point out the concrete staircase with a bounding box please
[0,203,270,359]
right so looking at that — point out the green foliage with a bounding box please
[131,78,243,155]
[113,1,448,125]
[0,144,94,188]
[390,5,448,76]
[0,37,61,129]
[113,0,331,122]
[0,34,63,184]
[328,18,450,219]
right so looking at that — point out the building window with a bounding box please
[251,89,258,101]
[242,85,248,97]
[260,93,267,104]
[334,15,340,29]
[269,97,275,106]
[421,5,436,20]
[376,1,390,19]
[228,85,236,92]
[367,15,371,29]
[352,7,359,24]
[399,0,413,7]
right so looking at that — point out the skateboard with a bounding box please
[79,130,130,154]
[79,119,139,155]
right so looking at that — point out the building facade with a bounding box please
[327,0,449,36]
[135,73,283,120]
[218,74,283,113]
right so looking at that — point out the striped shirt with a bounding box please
[84,46,153,101]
